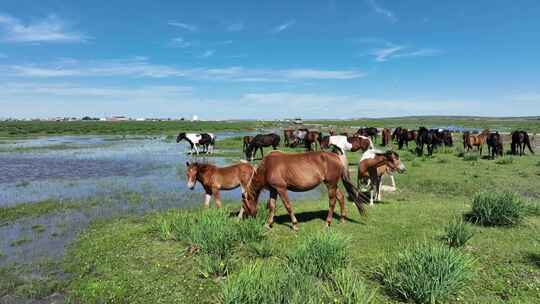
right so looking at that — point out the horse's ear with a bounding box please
[186,161,190,167]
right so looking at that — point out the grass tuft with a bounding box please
[247,240,275,258]
[376,243,475,304]
[463,153,479,162]
[441,218,474,248]
[495,155,514,165]
[327,268,377,304]
[466,191,525,226]
[288,230,349,279]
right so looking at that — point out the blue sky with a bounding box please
[1,0,539,119]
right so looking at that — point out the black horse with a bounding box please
[439,130,453,147]
[357,127,379,142]
[416,127,440,156]
[511,130,534,156]
[486,132,503,159]
[245,133,281,160]
[396,128,417,150]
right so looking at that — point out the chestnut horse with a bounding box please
[185,161,256,218]
[242,136,253,153]
[381,128,391,146]
[464,129,490,155]
[243,151,366,230]
[357,150,406,205]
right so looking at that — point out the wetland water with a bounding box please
[0,133,320,266]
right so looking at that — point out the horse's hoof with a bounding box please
[292,224,299,231]
[264,223,273,229]
[339,218,346,223]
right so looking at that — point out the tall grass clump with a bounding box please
[152,211,192,241]
[327,268,377,304]
[376,244,474,303]
[222,262,325,304]
[495,155,514,165]
[463,153,478,162]
[187,208,237,258]
[441,218,474,248]
[288,230,349,279]
[454,146,465,158]
[467,191,525,226]
[235,208,268,244]
[247,240,275,258]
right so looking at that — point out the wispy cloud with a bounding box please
[200,50,215,58]
[2,58,365,82]
[372,46,404,62]
[372,46,440,62]
[169,37,191,48]
[0,13,88,43]
[167,21,197,31]
[271,20,295,33]
[366,0,397,23]
[227,22,244,32]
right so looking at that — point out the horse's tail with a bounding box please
[341,170,367,215]
[525,133,534,154]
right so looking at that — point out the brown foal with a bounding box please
[185,161,256,218]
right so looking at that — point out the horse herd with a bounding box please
[178,126,534,230]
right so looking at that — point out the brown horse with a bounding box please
[511,130,534,156]
[304,130,321,151]
[318,135,330,149]
[242,136,253,153]
[357,150,406,206]
[243,151,366,230]
[464,129,490,155]
[185,161,256,218]
[381,128,391,146]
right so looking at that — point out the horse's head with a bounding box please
[384,150,406,173]
[185,161,199,189]
[176,132,186,143]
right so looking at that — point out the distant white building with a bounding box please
[191,115,199,121]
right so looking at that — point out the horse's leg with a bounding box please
[203,192,211,208]
[336,188,346,223]
[377,176,383,201]
[325,184,338,227]
[266,189,278,228]
[276,187,299,231]
[213,188,222,208]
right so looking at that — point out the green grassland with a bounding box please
[2,116,540,138]
[1,129,539,303]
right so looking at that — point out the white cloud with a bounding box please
[167,21,197,31]
[3,58,365,82]
[365,40,441,62]
[271,20,295,33]
[0,13,87,43]
[169,37,191,48]
[227,22,244,32]
[200,50,215,58]
[372,46,404,62]
[366,0,397,23]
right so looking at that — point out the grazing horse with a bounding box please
[185,161,256,218]
[283,129,296,147]
[245,133,281,161]
[304,131,321,151]
[293,128,309,146]
[486,132,504,159]
[242,136,253,153]
[318,135,331,149]
[243,151,366,230]
[328,135,374,155]
[439,130,453,147]
[391,127,402,142]
[381,128,391,146]
[416,127,440,156]
[357,150,406,206]
[357,127,379,143]
[511,130,534,156]
[463,131,472,151]
[176,132,216,155]
[464,129,490,155]
[396,128,416,150]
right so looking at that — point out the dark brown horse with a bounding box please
[304,131,321,151]
[464,129,490,155]
[242,136,253,153]
[245,133,281,161]
[486,132,503,159]
[318,135,330,149]
[396,128,416,150]
[511,130,534,156]
[357,127,379,143]
[381,128,391,146]
[243,151,366,230]
[185,161,256,218]
[283,129,296,147]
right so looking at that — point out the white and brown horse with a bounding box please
[185,161,256,218]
